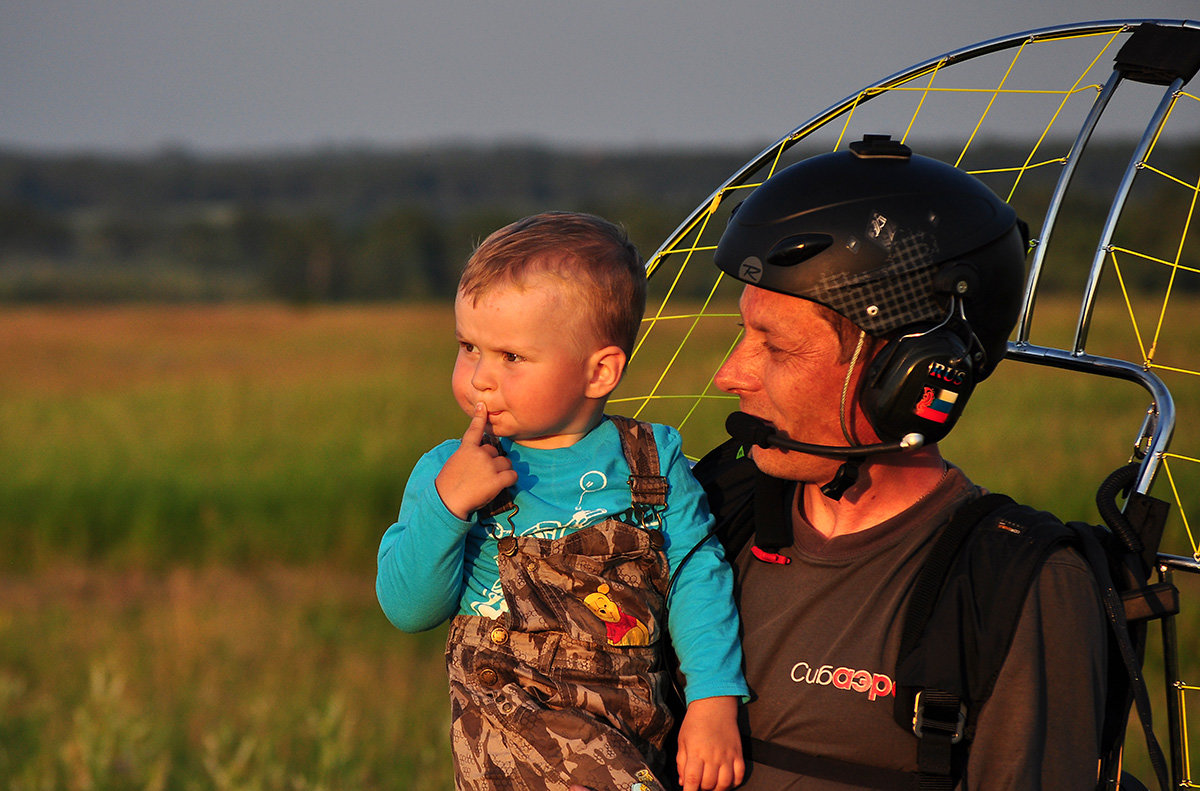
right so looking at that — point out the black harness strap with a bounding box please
[894,492,1015,791]
[896,493,1014,666]
[748,738,917,790]
[1072,523,1169,790]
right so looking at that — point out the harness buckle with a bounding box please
[628,474,669,505]
[631,502,665,531]
[912,690,967,744]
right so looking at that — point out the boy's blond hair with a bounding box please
[458,212,646,356]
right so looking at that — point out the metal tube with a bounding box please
[1160,564,1185,788]
[1017,69,1123,344]
[1005,343,1175,495]
[1073,78,1186,354]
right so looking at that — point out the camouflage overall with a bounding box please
[446,416,675,791]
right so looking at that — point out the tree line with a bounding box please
[0,145,751,302]
[0,140,1194,302]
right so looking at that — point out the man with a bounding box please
[695,135,1109,790]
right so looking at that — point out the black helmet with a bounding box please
[714,134,1027,380]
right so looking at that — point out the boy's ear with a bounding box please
[585,345,627,398]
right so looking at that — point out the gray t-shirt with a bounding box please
[734,466,1107,790]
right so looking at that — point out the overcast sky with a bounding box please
[2,1,1197,153]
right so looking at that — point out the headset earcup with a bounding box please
[860,330,976,443]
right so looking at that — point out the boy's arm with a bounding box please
[654,425,749,704]
[677,696,745,791]
[376,406,518,632]
[375,447,473,632]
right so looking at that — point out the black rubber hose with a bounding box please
[1095,462,1144,554]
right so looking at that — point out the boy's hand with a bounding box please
[435,403,519,520]
[677,696,744,791]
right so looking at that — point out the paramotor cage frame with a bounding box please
[639,17,1200,788]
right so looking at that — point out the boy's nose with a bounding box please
[470,360,495,391]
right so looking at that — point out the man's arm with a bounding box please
[965,547,1108,790]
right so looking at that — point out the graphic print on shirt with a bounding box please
[788,657,896,702]
[581,583,652,646]
[468,469,613,618]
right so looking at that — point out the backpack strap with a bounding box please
[1068,521,1169,791]
[693,436,796,563]
[694,437,759,555]
[894,495,1081,790]
[895,493,1015,669]
[746,737,917,789]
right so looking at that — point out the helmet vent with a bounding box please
[765,233,833,268]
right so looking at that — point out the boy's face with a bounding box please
[452,276,614,449]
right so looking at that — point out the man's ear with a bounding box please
[585,345,627,398]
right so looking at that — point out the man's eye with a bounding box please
[459,342,476,353]
[502,352,522,363]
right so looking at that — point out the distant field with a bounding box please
[3,299,1197,567]
[3,299,1200,787]
[1,304,463,568]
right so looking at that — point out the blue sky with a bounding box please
[2,1,1197,153]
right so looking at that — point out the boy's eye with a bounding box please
[502,352,523,363]
[459,341,476,354]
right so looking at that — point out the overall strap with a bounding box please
[608,415,669,509]
[480,417,668,529]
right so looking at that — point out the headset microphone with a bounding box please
[724,411,924,459]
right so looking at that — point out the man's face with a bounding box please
[714,286,879,482]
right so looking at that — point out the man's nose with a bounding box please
[714,342,754,394]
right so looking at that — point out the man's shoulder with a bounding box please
[692,437,756,490]
[945,495,1091,590]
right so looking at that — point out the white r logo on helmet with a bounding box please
[739,257,763,283]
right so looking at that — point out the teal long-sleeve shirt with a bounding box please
[376,417,748,705]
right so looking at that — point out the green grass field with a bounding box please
[2,299,1199,788]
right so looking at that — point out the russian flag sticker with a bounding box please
[914,386,958,423]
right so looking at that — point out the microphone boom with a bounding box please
[724,411,923,459]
